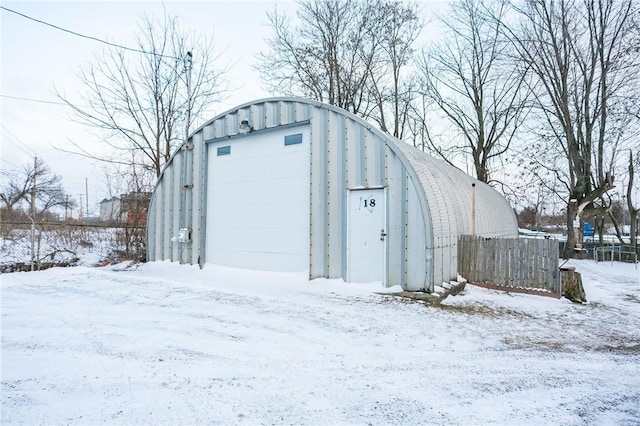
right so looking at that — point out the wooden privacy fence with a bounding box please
[458,235,560,294]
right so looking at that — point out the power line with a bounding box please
[2,124,38,155]
[0,94,69,106]
[0,156,22,170]
[0,5,182,61]
[1,94,91,109]
[2,137,35,158]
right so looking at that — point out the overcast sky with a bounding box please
[1,1,446,216]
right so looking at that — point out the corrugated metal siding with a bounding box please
[385,149,405,288]
[309,107,327,278]
[309,107,390,280]
[405,176,429,290]
[171,154,182,261]
[182,143,193,263]
[191,132,206,266]
[325,109,343,278]
[147,97,517,292]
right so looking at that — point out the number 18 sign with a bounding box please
[357,196,376,213]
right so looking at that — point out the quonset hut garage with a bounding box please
[147,97,518,292]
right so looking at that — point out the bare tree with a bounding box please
[0,158,74,219]
[257,0,422,135]
[258,0,372,111]
[416,0,531,184]
[364,1,423,138]
[626,151,639,253]
[58,13,226,177]
[508,0,638,257]
[608,150,640,250]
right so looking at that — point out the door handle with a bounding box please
[380,229,387,241]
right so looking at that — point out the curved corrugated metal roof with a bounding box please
[393,140,518,240]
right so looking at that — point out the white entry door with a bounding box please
[347,188,386,284]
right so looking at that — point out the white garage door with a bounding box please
[205,126,311,272]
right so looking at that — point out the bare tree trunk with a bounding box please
[627,150,639,254]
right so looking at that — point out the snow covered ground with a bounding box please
[2,259,639,425]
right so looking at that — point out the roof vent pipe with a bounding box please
[239,119,253,134]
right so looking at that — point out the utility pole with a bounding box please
[78,194,83,221]
[65,194,69,220]
[85,177,89,218]
[185,51,193,141]
[179,50,193,265]
[30,156,37,272]
[31,156,37,218]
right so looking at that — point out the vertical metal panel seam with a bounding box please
[179,148,187,263]
[168,161,175,262]
[380,137,387,186]
[322,108,330,276]
[187,146,194,263]
[345,116,350,189]
[384,145,389,285]
[338,114,347,280]
[363,130,368,187]
[167,170,172,260]
[276,100,282,126]
[186,144,194,263]
[308,104,318,278]
[156,183,162,260]
[262,101,268,127]
[198,140,208,267]
[172,159,182,261]
[169,156,178,261]
[165,162,171,261]
[384,182,390,287]
[188,140,196,264]
[358,126,366,187]
[307,105,313,278]
[401,169,408,289]
[168,163,174,261]
[303,103,311,121]
[146,192,154,261]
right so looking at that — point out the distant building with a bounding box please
[120,192,151,225]
[99,197,121,222]
[99,192,151,224]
